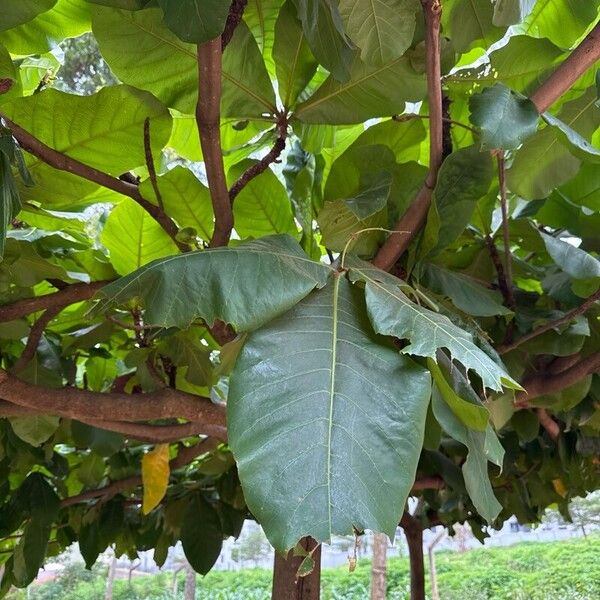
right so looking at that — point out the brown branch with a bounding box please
[0,114,187,252]
[372,0,443,271]
[514,352,600,407]
[0,368,226,436]
[536,408,560,441]
[229,118,288,203]
[196,39,233,248]
[411,476,445,491]
[498,289,600,354]
[530,21,600,113]
[0,281,110,322]
[60,439,220,508]
[10,306,62,373]
[497,152,515,310]
[143,117,163,210]
[221,0,248,49]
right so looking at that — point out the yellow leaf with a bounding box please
[552,478,567,498]
[142,444,170,514]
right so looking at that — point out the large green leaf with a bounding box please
[12,521,51,587]
[339,0,419,67]
[228,161,299,239]
[421,146,493,257]
[348,258,518,392]
[492,0,536,26]
[9,415,60,447]
[0,0,90,54]
[139,166,214,241]
[95,235,333,331]
[469,84,539,150]
[518,0,600,48]
[295,53,426,124]
[420,262,512,317]
[157,0,229,43]
[273,0,318,108]
[542,111,600,163]
[100,199,180,275]
[541,233,600,283]
[0,0,57,33]
[92,6,276,116]
[228,275,431,551]
[293,0,353,82]
[507,89,600,199]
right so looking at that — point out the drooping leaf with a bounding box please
[348,257,519,392]
[92,7,276,116]
[469,84,539,150]
[95,235,333,331]
[273,0,318,108]
[338,0,419,66]
[0,0,57,33]
[292,0,353,82]
[142,444,170,514]
[542,111,600,163]
[295,53,426,124]
[9,415,59,447]
[541,233,600,284]
[420,145,493,257]
[228,276,432,551]
[420,262,512,317]
[427,358,489,431]
[100,199,180,276]
[181,495,223,575]
[12,521,51,587]
[157,0,229,43]
[139,166,214,241]
[77,452,106,486]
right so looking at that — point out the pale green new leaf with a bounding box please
[157,0,229,43]
[92,7,275,116]
[273,0,318,108]
[469,84,539,150]
[228,276,431,551]
[9,416,60,447]
[427,359,489,431]
[348,258,519,391]
[295,53,426,124]
[101,199,180,275]
[339,0,419,66]
[95,235,333,331]
[139,166,214,241]
[0,0,56,33]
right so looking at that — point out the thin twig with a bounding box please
[221,0,248,49]
[196,39,233,247]
[143,117,163,209]
[498,289,600,354]
[392,113,477,135]
[229,116,288,203]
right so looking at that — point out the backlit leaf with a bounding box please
[142,443,170,514]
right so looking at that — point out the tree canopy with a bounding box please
[0,0,599,596]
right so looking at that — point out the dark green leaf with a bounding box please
[0,1,57,33]
[12,521,51,587]
[157,0,229,43]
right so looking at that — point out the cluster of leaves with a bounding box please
[0,0,599,593]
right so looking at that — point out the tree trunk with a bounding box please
[184,562,196,600]
[428,530,446,600]
[271,536,321,600]
[370,532,387,600]
[172,566,183,595]
[401,513,425,600]
[104,555,117,600]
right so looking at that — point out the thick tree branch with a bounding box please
[498,289,600,354]
[229,117,287,203]
[196,39,233,248]
[60,439,220,508]
[536,408,560,441]
[221,0,248,49]
[0,281,109,322]
[514,352,600,407]
[372,0,443,271]
[0,115,186,251]
[0,368,226,435]
[10,306,62,373]
[530,21,600,113]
